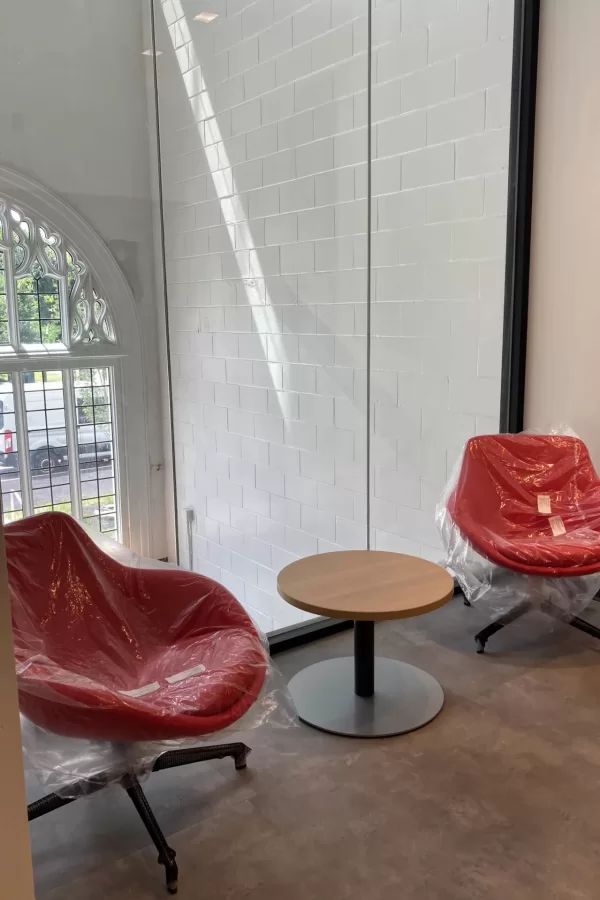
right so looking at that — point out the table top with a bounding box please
[277,550,454,621]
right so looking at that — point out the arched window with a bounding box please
[0,168,152,551]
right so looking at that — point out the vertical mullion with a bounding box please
[91,380,101,530]
[366,0,372,551]
[3,244,20,351]
[64,369,82,519]
[150,0,180,563]
[59,274,71,350]
[13,371,33,517]
[110,362,126,545]
[499,0,540,432]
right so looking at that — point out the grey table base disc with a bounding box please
[288,657,444,738]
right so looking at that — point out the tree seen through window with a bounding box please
[17,270,62,345]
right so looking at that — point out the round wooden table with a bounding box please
[277,550,454,738]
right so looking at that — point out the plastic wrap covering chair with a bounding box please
[443,434,600,652]
[9,512,272,894]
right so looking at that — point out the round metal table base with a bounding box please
[288,657,444,738]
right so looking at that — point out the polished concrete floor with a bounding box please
[30,597,600,900]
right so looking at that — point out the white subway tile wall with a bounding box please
[370,0,512,559]
[158,0,368,631]
[157,0,513,631]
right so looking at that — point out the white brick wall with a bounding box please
[157,0,368,632]
[157,0,513,632]
[370,0,511,558]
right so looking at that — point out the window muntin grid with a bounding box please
[0,366,119,538]
[0,197,117,352]
[0,197,122,540]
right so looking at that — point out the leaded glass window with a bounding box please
[0,196,120,540]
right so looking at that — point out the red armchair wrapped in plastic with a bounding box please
[437,432,600,650]
[14,513,294,894]
[9,512,269,742]
[447,434,600,577]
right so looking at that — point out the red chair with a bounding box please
[8,512,270,894]
[446,434,600,652]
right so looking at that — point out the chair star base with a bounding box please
[469,596,600,653]
[27,741,251,894]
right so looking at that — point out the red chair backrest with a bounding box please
[450,434,597,524]
[6,512,268,741]
[447,434,600,574]
[6,512,252,682]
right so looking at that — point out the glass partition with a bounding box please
[368,0,514,560]
[154,0,516,633]
[154,0,369,632]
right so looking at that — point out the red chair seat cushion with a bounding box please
[447,434,600,577]
[7,513,268,741]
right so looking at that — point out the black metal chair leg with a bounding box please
[29,743,252,892]
[28,791,76,821]
[234,744,251,770]
[152,741,251,774]
[474,600,533,653]
[570,615,600,642]
[474,597,600,654]
[124,776,179,894]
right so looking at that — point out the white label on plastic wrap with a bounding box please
[549,515,566,537]
[166,664,206,684]
[537,494,552,514]
[119,682,160,698]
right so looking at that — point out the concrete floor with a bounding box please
[30,597,600,900]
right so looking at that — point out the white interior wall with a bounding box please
[156,0,513,632]
[0,0,168,558]
[525,0,600,460]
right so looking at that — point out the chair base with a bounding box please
[468,594,600,653]
[27,741,251,894]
